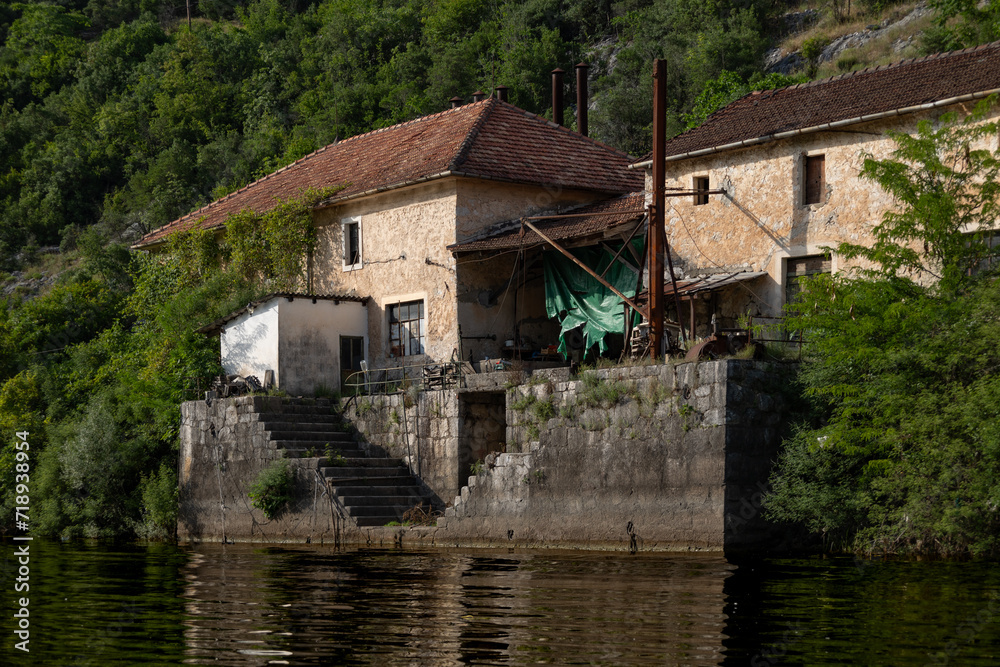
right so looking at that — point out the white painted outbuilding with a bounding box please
[198,293,368,396]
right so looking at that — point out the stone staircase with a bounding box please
[261,399,430,527]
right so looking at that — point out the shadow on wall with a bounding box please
[221,320,272,379]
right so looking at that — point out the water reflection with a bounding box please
[6,542,1000,665]
[181,546,733,665]
[722,556,1000,666]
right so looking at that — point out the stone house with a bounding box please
[135,98,642,392]
[632,41,1000,338]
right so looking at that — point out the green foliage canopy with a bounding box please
[766,103,1000,556]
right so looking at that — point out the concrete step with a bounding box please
[325,475,417,487]
[270,436,354,449]
[280,448,366,459]
[258,420,348,432]
[278,403,341,415]
[332,484,425,496]
[261,412,345,423]
[347,505,420,518]
[336,493,426,507]
[332,458,407,467]
[323,465,407,479]
[266,430,353,442]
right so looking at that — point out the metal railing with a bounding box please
[343,360,465,395]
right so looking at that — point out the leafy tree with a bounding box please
[683,70,805,130]
[766,101,1000,555]
[838,105,1000,294]
[923,0,1000,52]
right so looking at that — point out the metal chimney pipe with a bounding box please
[495,85,509,102]
[449,96,463,108]
[472,90,486,102]
[575,62,589,136]
[551,68,565,126]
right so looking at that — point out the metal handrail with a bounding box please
[343,360,464,395]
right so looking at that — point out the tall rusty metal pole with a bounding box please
[649,59,667,360]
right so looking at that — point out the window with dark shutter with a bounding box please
[804,155,825,205]
[342,218,362,270]
[694,176,709,206]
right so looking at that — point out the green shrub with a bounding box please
[138,463,178,540]
[511,393,537,412]
[248,460,294,520]
[532,398,555,421]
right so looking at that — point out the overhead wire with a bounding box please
[665,197,780,313]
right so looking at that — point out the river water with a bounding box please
[2,542,999,665]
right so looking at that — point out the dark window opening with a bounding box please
[344,221,361,268]
[967,231,1000,276]
[389,300,425,357]
[804,155,825,205]
[694,176,710,206]
[785,254,831,305]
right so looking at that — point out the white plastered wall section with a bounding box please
[221,299,279,382]
[220,296,368,395]
[277,297,367,395]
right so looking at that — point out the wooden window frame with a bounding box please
[388,300,425,358]
[693,176,710,206]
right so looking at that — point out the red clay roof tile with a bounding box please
[135,99,642,248]
[641,41,1000,163]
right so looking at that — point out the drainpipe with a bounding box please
[551,68,565,126]
[575,62,589,136]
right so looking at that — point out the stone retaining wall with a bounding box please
[178,360,798,552]
[426,360,795,552]
[178,396,350,544]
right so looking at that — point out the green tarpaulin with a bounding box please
[543,241,643,356]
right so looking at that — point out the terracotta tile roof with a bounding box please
[449,192,647,253]
[638,41,1000,164]
[135,99,643,248]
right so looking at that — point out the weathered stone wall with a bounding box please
[178,361,797,552]
[341,389,460,505]
[309,178,609,370]
[429,360,794,552]
[178,396,351,544]
[650,102,1000,315]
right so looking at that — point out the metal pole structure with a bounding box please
[551,69,565,126]
[522,219,649,320]
[649,59,667,359]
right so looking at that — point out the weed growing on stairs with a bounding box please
[325,444,347,466]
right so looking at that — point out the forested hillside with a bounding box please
[0,0,782,268]
[0,0,997,541]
